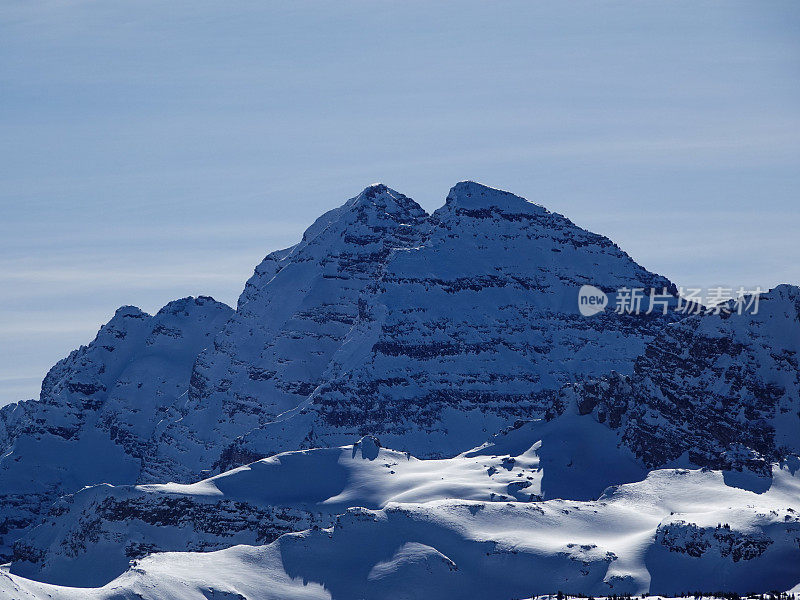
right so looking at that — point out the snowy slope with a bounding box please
[3,462,799,598]
[11,415,646,587]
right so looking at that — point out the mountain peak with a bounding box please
[358,182,391,197]
[299,184,426,245]
[346,183,425,217]
[768,283,800,302]
[156,296,231,318]
[443,181,549,215]
[346,183,396,208]
[112,305,148,319]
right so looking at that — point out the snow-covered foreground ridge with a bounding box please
[0,181,798,597]
[2,449,799,598]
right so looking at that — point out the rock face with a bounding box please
[655,521,774,562]
[559,284,800,475]
[0,297,233,559]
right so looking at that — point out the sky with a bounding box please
[1,1,799,405]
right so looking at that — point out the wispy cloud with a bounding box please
[1,0,799,404]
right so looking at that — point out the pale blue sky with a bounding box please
[1,1,799,405]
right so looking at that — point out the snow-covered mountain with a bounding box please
[0,297,233,560]
[1,182,798,597]
[10,413,647,587]
[146,182,679,482]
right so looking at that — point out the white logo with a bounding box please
[578,285,608,316]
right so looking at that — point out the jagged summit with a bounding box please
[156,295,231,316]
[302,182,558,243]
[110,305,148,319]
[765,282,800,306]
[349,182,400,202]
[286,181,609,258]
[443,180,550,215]
[299,183,426,246]
[107,297,229,324]
[342,183,427,223]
